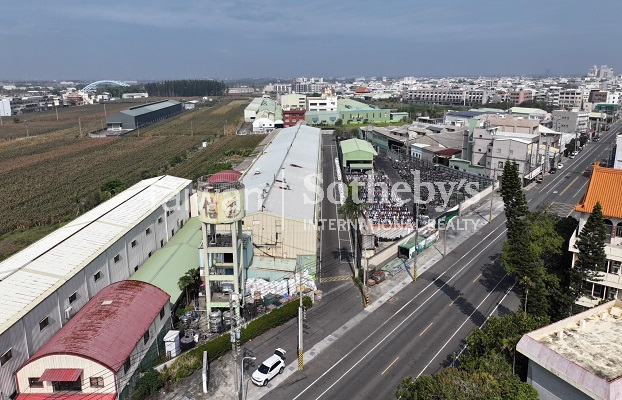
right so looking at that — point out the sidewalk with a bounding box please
[367,195,505,303]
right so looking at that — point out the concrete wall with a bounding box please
[243,213,316,259]
[527,361,593,400]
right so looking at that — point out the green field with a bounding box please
[0,98,265,260]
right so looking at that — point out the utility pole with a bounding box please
[240,356,256,400]
[191,120,194,136]
[229,293,239,396]
[413,199,419,281]
[78,117,82,136]
[55,106,59,121]
[298,261,304,370]
[103,102,107,117]
[489,167,495,223]
[25,121,29,137]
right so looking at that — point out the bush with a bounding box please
[131,368,165,400]
[165,295,313,383]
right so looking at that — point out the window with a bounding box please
[606,287,618,301]
[610,260,621,275]
[94,271,101,282]
[143,330,150,344]
[160,307,166,320]
[498,161,504,169]
[134,265,139,272]
[69,292,77,304]
[90,377,104,387]
[148,251,152,258]
[123,358,131,374]
[593,284,605,298]
[158,217,163,224]
[114,254,121,263]
[146,228,152,235]
[0,348,12,365]
[509,150,514,155]
[171,229,175,236]
[29,377,44,388]
[131,240,137,248]
[160,239,164,248]
[39,316,49,331]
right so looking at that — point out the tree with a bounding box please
[571,202,608,305]
[565,139,576,155]
[500,161,549,318]
[178,268,200,306]
[338,182,367,270]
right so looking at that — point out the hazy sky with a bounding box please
[2,0,620,81]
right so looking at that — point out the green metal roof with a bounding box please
[340,138,378,156]
[349,163,373,169]
[130,217,203,303]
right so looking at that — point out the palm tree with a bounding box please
[339,181,368,272]
[178,268,199,306]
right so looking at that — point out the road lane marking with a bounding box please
[292,228,509,400]
[416,273,511,378]
[559,176,579,196]
[472,273,482,283]
[448,297,459,307]
[420,323,433,336]
[381,357,399,375]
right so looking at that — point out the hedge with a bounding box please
[157,295,313,387]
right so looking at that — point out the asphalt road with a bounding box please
[259,122,621,400]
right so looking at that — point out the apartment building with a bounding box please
[552,109,588,133]
[559,89,584,110]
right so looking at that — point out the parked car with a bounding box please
[252,348,286,386]
[549,168,557,174]
[569,154,575,159]
[557,163,563,169]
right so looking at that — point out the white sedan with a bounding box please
[251,348,286,386]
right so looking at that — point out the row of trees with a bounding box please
[501,160,607,320]
[143,80,228,97]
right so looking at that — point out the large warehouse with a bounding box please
[14,281,170,400]
[106,100,182,131]
[0,175,192,398]
[242,124,322,260]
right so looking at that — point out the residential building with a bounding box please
[517,300,622,400]
[106,100,182,131]
[469,127,539,180]
[282,109,305,127]
[14,281,170,400]
[0,176,192,397]
[552,109,589,133]
[615,134,622,170]
[559,89,584,110]
[509,107,548,120]
[307,95,337,112]
[568,164,622,307]
[280,93,306,110]
[508,90,533,105]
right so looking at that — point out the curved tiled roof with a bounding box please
[20,281,169,372]
[575,163,622,219]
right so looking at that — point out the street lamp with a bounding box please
[240,356,256,400]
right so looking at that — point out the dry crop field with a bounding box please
[0,98,265,259]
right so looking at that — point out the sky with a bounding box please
[2,0,621,81]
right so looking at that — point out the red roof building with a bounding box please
[14,281,170,400]
[282,109,306,127]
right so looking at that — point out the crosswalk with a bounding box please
[319,275,352,283]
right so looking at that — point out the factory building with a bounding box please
[14,281,170,400]
[106,100,182,131]
[242,125,322,262]
[0,175,192,398]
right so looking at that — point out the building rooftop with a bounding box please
[130,217,202,303]
[509,106,548,115]
[18,281,169,373]
[242,125,321,221]
[517,300,622,399]
[121,100,181,117]
[575,163,622,219]
[0,175,191,335]
[337,98,379,112]
[340,138,378,156]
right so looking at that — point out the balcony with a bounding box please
[207,233,234,247]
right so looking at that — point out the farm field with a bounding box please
[0,98,265,260]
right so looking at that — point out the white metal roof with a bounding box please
[0,175,191,334]
[242,125,321,221]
